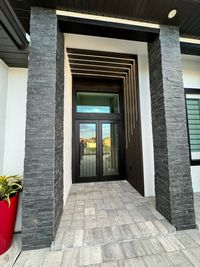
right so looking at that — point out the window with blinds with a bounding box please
[186,95,200,161]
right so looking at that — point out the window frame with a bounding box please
[185,88,200,166]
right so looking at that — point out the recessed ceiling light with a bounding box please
[168,9,177,19]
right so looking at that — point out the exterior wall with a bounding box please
[4,69,28,175]
[4,68,28,232]
[63,39,72,203]
[0,63,27,231]
[0,59,8,174]
[66,33,155,196]
[182,55,200,192]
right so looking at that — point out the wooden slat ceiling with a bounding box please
[68,48,138,146]
[28,0,200,38]
[0,24,28,67]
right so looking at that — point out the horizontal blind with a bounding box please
[186,98,200,152]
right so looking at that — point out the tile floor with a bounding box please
[194,193,200,229]
[5,181,200,266]
[0,234,21,267]
[52,180,176,251]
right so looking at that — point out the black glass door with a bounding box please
[76,121,120,182]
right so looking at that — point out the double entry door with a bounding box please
[75,120,121,182]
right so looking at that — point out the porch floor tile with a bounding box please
[13,181,200,266]
[52,181,175,251]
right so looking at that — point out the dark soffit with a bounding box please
[0,24,28,67]
[27,0,200,39]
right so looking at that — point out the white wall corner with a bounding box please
[63,38,73,205]
[0,59,8,174]
[138,55,155,196]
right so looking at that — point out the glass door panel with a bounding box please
[79,123,97,177]
[102,123,119,176]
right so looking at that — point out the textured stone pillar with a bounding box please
[148,26,196,230]
[22,7,64,250]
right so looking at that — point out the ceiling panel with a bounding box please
[27,0,200,38]
[0,25,28,67]
[1,0,199,39]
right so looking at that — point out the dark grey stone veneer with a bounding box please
[148,26,196,230]
[22,7,64,250]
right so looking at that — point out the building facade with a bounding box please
[0,0,200,250]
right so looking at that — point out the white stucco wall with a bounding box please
[3,68,28,232]
[0,60,8,174]
[3,68,28,175]
[65,34,155,196]
[64,41,73,204]
[182,55,200,193]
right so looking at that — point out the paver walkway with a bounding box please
[194,193,200,230]
[5,181,200,266]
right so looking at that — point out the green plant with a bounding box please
[0,175,23,206]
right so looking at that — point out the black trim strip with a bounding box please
[58,15,159,43]
[181,42,200,56]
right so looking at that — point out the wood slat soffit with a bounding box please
[68,48,138,147]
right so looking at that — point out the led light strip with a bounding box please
[56,10,160,29]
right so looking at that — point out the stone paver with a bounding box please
[52,181,175,250]
[194,193,200,230]
[10,181,200,266]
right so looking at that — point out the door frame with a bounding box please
[75,120,123,183]
[72,77,125,183]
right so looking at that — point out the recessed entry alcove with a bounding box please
[68,49,144,196]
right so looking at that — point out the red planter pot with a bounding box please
[0,193,19,255]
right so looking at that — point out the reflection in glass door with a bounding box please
[79,123,97,177]
[102,124,119,176]
[78,121,120,181]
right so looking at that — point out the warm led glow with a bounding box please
[168,9,177,19]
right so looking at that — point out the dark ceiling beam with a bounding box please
[58,15,159,43]
[0,0,29,49]
[180,42,200,56]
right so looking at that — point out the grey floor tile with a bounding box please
[101,262,118,267]
[79,247,92,266]
[156,236,177,252]
[118,257,146,267]
[43,251,63,267]
[74,229,84,247]
[84,229,94,246]
[140,238,158,255]
[90,246,102,265]
[182,248,200,267]
[129,223,142,238]
[102,227,114,243]
[143,253,174,267]
[112,225,124,242]
[121,241,137,259]
[145,221,159,236]
[93,228,104,245]
[131,240,146,257]
[136,222,151,237]
[175,232,198,249]
[62,231,74,248]
[149,237,165,254]
[120,224,133,241]
[13,181,200,267]
[14,249,49,267]
[101,243,124,262]
[167,251,193,266]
